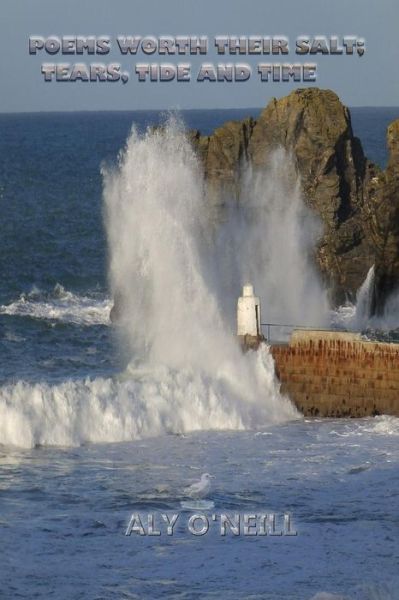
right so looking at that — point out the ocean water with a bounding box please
[1,418,399,600]
[0,107,399,599]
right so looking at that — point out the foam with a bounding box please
[0,345,298,448]
[0,284,111,326]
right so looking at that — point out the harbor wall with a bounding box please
[270,330,399,417]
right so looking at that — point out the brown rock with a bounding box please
[364,119,399,313]
[197,118,254,206]
[247,89,372,303]
[191,88,399,313]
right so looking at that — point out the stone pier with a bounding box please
[270,330,399,417]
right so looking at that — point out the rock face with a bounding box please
[189,118,253,204]
[366,119,399,314]
[191,88,399,312]
[248,89,372,305]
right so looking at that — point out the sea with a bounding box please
[0,106,399,600]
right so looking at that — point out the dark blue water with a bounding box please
[350,107,399,168]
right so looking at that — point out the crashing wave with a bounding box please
[0,283,111,326]
[0,345,298,448]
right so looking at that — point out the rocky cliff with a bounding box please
[191,88,399,312]
[366,119,399,314]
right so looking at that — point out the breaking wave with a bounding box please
[0,345,297,448]
[0,118,305,448]
[333,265,399,336]
[0,284,111,326]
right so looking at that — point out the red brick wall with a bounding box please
[270,333,399,417]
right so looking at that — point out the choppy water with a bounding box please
[1,418,399,599]
[0,107,399,599]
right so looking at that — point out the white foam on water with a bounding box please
[0,119,303,448]
[0,284,111,326]
[0,344,296,448]
[327,416,399,440]
[332,266,375,331]
[360,415,399,436]
[332,265,399,333]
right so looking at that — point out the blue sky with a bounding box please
[0,0,398,112]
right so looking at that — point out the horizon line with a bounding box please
[1,105,399,116]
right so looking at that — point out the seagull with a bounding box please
[183,473,214,499]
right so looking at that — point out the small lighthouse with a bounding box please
[237,284,265,350]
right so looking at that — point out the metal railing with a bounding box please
[260,323,317,344]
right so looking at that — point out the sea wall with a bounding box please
[270,330,399,417]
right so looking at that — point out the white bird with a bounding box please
[183,473,214,499]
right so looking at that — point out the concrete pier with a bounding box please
[271,330,399,417]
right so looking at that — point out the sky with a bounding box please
[0,0,398,112]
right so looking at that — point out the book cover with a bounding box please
[0,1,398,598]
